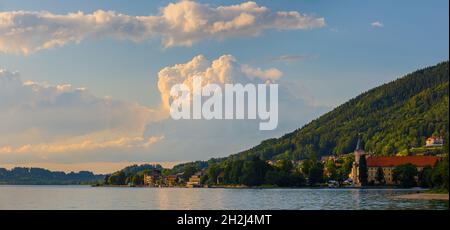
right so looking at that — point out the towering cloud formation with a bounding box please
[0,1,325,54]
[157,54,282,110]
[145,54,328,162]
[0,53,328,164]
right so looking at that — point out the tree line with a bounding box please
[200,153,354,187]
[0,167,104,185]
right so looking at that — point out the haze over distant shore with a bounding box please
[0,161,183,174]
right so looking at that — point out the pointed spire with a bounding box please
[355,136,363,151]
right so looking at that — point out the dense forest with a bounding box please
[0,167,104,185]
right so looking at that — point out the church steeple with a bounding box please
[352,135,366,186]
[355,137,363,151]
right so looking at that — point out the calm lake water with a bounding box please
[0,185,447,210]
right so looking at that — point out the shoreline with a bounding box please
[393,193,449,201]
[0,184,433,191]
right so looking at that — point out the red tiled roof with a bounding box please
[366,156,440,167]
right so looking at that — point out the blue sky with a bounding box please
[0,0,448,173]
[1,0,448,107]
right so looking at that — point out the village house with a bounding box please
[166,174,179,187]
[321,156,337,163]
[426,136,444,147]
[143,174,156,186]
[186,172,202,188]
[143,170,162,187]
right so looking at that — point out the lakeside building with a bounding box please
[366,156,440,185]
[426,136,444,147]
[143,174,158,187]
[166,174,179,187]
[143,171,186,187]
[186,172,202,188]
[321,156,337,163]
[143,170,162,187]
[349,137,441,186]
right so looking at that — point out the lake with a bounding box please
[0,185,447,210]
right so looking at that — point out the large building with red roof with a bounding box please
[366,156,441,185]
[349,137,442,186]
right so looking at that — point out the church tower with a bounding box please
[350,136,366,186]
[354,137,365,164]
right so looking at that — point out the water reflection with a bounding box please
[0,185,447,210]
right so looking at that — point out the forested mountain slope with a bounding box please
[228,61,449,161]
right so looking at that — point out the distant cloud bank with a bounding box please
[0,69,164,156]
[0,1,325,54]
[270,54,318,63]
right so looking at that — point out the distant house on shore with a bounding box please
[186,172,202,188]
[143,169,162,187]
[321,156,337,163]
[425,136,444,147]
[366,156,440,185]
[166,174,179,187]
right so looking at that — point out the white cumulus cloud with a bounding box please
[0,1,325,54]
[141,54,329,162]
[157,54,283,110]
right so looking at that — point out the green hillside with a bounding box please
[228,61,449,161]
[110,62,449,189]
